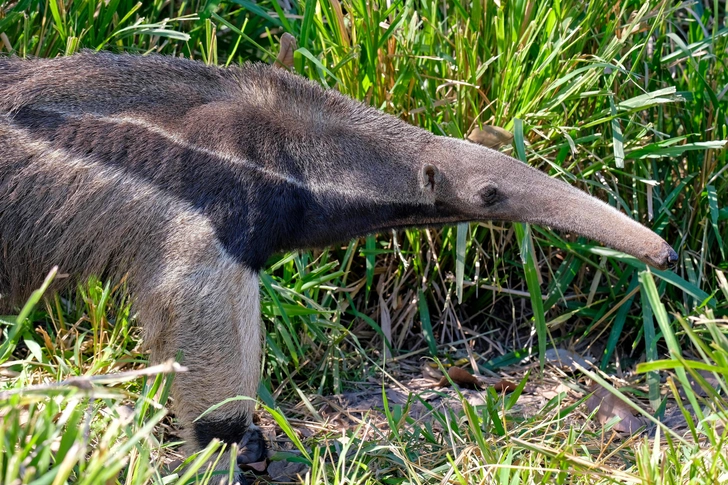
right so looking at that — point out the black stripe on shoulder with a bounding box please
[8,107,310,271]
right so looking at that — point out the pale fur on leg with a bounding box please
[134,217,266,481]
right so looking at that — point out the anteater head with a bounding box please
[406,137,677,269]
[274,75,676,270]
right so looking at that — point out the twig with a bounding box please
[0,360,186,400]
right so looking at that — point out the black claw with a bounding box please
[237,426,268,470]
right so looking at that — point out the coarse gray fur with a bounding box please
[0,52,677,483]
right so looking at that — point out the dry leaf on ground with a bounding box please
[493,379,518,393]
[437,366,481,388]
[680,369,723,398]
[267,459,310,482]
[544,348,594,372]
[275,33,297,70]
[467,126,513,149]
[584,384,645,434]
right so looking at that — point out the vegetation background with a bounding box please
[0,0,727,483]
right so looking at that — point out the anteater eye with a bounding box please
[479,185,499,206]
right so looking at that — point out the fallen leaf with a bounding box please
[0,368,20,378]
[540,382,571,400]
[492,379,518,393]
[545,348,594,372]
[421,362,443,381]
[115,405,135,423]
[467,126,513,149]
[680,369,723,398]
[437,366,480,388]
[585,384,645,435]
[275,33,297,70]
[243,460,268,473]
[267,459,309,482]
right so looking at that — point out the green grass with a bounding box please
[1,0,727,483]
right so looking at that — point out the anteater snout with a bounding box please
[665,245,679,267]
[647,242,678,270]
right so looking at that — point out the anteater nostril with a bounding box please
[652,244,678,271]
[479,184,499,206]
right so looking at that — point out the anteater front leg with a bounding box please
[134,225,266,482]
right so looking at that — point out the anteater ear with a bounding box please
[420,163,441,192]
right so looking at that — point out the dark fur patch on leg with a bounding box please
[193,413,249,447]
[237,425,268,468]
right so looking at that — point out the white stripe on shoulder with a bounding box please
[95,114,311,190]
[2,121,202,217]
